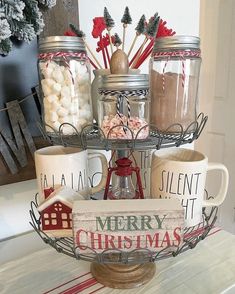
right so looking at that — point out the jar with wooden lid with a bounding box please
[149,36,201,132]
[38,36,93,135]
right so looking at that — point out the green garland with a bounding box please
[0,0,56,56]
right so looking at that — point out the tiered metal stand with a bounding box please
[38,113,207,150]
[30,113,217,289]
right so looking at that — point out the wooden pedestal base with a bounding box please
[91,262,156,289]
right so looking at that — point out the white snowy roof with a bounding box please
[37,186,85,212]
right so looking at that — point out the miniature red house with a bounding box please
[37,186,84,238]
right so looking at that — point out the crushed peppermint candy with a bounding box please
[101,114,149,139]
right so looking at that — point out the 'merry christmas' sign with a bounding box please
[73,199,184,254]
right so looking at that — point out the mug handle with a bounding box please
[88,152,108,194]
[202,162,229,207]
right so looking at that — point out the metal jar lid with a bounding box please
[153,35,200,52]
[39,36,86,52]
[100,74,149,91]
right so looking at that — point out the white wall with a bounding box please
[79,0,200,72]
[196,0,235,234]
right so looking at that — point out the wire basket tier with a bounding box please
[39,113,208,151]
[30,193,218,265]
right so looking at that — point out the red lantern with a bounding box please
[103,157,144,200]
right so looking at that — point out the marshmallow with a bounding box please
[79,109,91,120]
[61,86,71,97]
[58,115,75,125]
[52,121,61,131]
[74,62,88,75]
[51,100,60,112]
[43,98,51,110]
[60,125,75,135]
[48,61,58,69]
[78,99,87,108]
[43,67,53,79]
[44,78,56,88]
[78,82,90,94]
[63,69,73,85]
[69,99,79,115]
[81,93,91,102]
[61,97,71,109]
[39,62,46,71]
[46,94,59,103]
[57,107,69,117]
[41,84,52,96]
[52,69,64,84]
[51,83,62,95]
[77,118,87,127]
[49,110,58,122]
[82,103,91,112]
[44,114,50,124]
[77,72,90,84]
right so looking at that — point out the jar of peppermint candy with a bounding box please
[98,74,150,140]
[38,36,93,135]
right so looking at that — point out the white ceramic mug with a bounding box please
[35,146,108,201]
[151,148,229,227]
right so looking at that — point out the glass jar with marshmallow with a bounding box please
[38,36,93,135]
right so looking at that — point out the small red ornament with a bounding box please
[96,33,114,52]
[103,157,144,200]
[92,17,107,38]
[64,30,77,37]
[38,186,84,237]
[156,19,176,38]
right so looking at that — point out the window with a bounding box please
[62,213,67,219]
[43,210,58,227]
[62,221,68,228]
[52,219,57,225]
[54,203,63,211]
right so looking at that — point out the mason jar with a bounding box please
[150,36,201,132]
[98,74,150,140]
[38,36,93,135]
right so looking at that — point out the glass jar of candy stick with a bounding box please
[98,74,150,140]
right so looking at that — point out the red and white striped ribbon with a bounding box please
[154,50,201,91]
[162,56,170,92]
[153,49,201,59]
[38,52,88,84]
[38,52,88,60]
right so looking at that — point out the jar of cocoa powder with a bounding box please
[150,36,201,132]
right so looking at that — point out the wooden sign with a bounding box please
[73,199,184,255]
[0,100,36,174]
